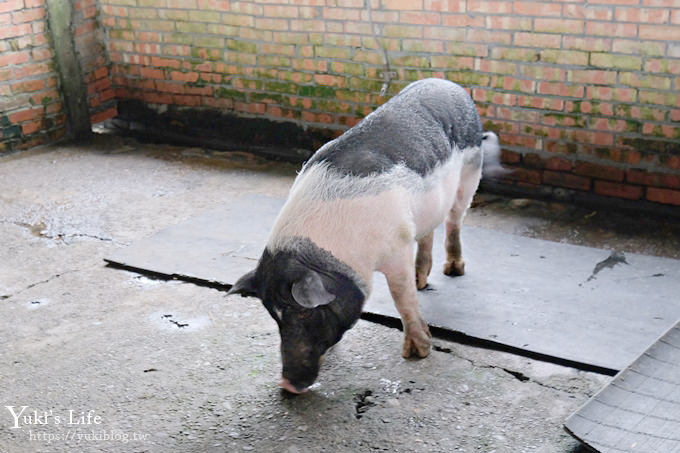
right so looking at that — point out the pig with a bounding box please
[228,78,501,394]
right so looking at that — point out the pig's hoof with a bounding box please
[402,321,432,358]
[443,259,465,276]
[415,271,429,290]
[415,260,432,290]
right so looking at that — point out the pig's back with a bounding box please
[306,78,483,177]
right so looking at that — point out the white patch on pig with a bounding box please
[267,145,479,288]
[273,307,283,321]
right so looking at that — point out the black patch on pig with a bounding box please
[231,237,366,390]
[306,79,483,177]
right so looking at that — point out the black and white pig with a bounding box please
[229,78,501,394]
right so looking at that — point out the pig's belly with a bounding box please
[410,153,463,239]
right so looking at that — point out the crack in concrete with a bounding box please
[432,343,580,395]
[0,219,127,246]
[4,270,79,300]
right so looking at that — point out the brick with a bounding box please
[400,11,441,25]
[492,47,540,62]
[574,161,624,182]
[594,181,643,200]
[546,157,573,171]
[90,107,118,124]
[513,1,561,16]
[423,26,465,41]
[477,59,516,75]
[517,95,564,111]
[612,39,666,56]
[12,8,46,23]
[534,18,584,34]
[647,187,680,206]
[615,7,669,23]
[9,108,42,123]
[543,171,591,191]
[0,0,23,13]
[522,153,546,169]
[155,81,184,94]
[12,79,45,93]
[467,29,512,44]
[383,24,422,38]
[590,53,641,71]
[264,5,299,18]
[402,39,444,53]
[22,120,42,135]
[538,82,584,98]
[424,0,465,12]
[151,56,181,69]
[563,36,611,52]
[497,76,535,93]
[640,25,680,41]
[446,42,488,57]
[586,86,636,102]
[500,149,521,164]
[571,5,613,20]
[486,16,531,31]
[644,59,680,74]
[569,69,617,85]
[0,23,31,39]
[431,55,474,70]
[383,0,423,10]
[467,0,513,14]
[514,32,561,49]
[520,65,565,82]
[627,170,680,189]
[619,72,670,90]
[442,13,483,26]
[188,10,221,22]
[539,50,588,66]
[586,21,637,37]
[639,90,677,107]
[502,167,542,185]
[140,67,164,79]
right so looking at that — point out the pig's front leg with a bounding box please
[415,232,433,290]
[382,244,432,358]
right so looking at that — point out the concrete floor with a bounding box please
[1,135,678,452]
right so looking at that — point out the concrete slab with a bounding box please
[105,194,680,372]
[565,321,680,453]
[3,140,676,452]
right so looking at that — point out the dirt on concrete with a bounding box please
[1,135,678,452]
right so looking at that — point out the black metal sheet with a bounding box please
[564,321,680,453]
[105,194,680,371]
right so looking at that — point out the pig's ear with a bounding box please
[228,270,259,298]
[291,271,335,309]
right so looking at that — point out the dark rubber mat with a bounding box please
[105,194,680,372]
[564,321,680,452]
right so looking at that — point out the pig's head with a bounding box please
[228,240,365,394]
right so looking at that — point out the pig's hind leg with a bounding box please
[415,231,434,290]
[382,243,432,358]
[443,159,482,276]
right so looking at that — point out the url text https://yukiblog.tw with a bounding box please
[5,406,149,445]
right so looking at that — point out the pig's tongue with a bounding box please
[278,377,308,394]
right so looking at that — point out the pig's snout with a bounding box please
[278,376,309,394]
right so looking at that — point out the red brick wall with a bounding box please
[0,0,116,153]
[100,0,680,207]
[74,0,117,124]
[6,0,680,207]
[0,0,65,152]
